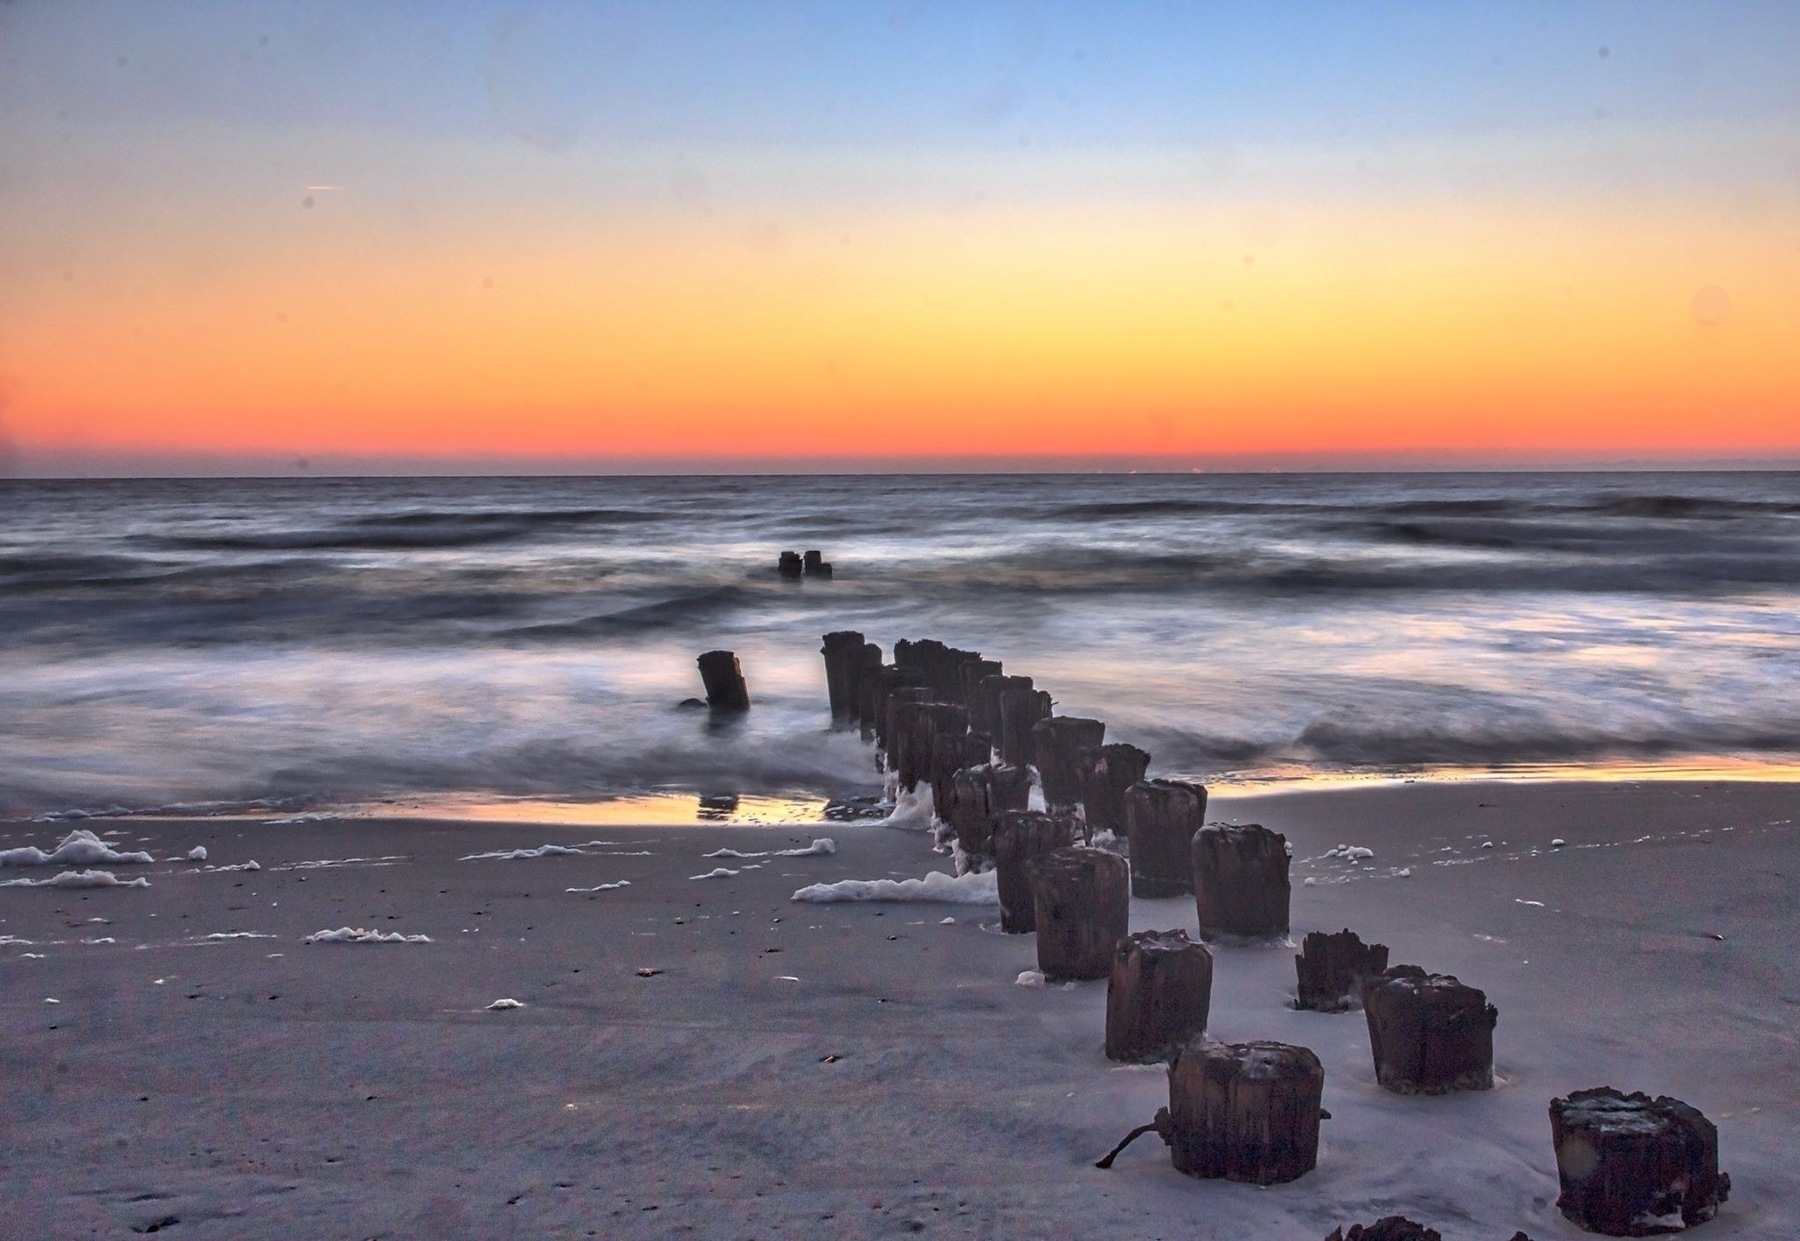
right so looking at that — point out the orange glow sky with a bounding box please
[3,4,1797,473]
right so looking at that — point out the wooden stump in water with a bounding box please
[973,673,1018,744]
[695,650,750,711]
[802,549,832,577]
[1362,965,1497,1095]
[1549,1088,1729,1236]
[1191,822,1290,940]
[1031,716,1107,809]
[820,631,865,725]
[846,641,882,729]
[1323,1220,1443,1241]
[777,550,804,579]
[1105,929,1213,1062]
[1165,1038,1324,1184]
[895,702,968,795]
[959,660,1003,726]
[1295,929,1390,1013]
[894,638,984,706]
[991,810,1078,933]
[1027,845,1130,981]
[997,681,1053,767]
[1125,778,1207,898]
[1078,743,1151,837]
[930,729,990,822]
[878,684,929,761]
[948,763,1032,858]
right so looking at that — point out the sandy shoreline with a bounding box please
[1,780,1795,1240]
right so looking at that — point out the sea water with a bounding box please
[2,473,1797,820]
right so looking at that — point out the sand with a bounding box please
[0,780,1794,1240]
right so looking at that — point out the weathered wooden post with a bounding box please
[997,680,1052,767]
[1031,716,1106,809]
[802,549,832,578]
[1027,846,1130,981]
[777,550,803,578]
[695,650,750,711]
[1295,929,1390,1013]
[896,702,967,794]
[847,641,882,728]
[948,763,1031,858]
[931,730,991,824]
[1078,742,1151,837]
[878,684,928,760]
[991,810,1078,933]
[1191,822,1290,940]
[820,631,864,725]
[1362,965,1497,1095]
[1549,1088,1730,1236]
[1125,778,1207,898]
[973,673,1014,743]
[959,659,1003,724]
[1105,930,1214,1062]
[1165,1038,1324,1184]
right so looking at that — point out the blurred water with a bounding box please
[2,473,1797,818]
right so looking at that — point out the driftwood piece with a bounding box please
[1031,716,1106,809]
[948,763,1032,858]
[1549,1088,1729,1236]
[1027,846,1130,981]
[1105,930,1213,1062]
[1165,1038,1324,1184]
[1295,929,1390,1013]
[991,810,1078,933]
[820,631,865,725]
[1323,1220,1442,1241]
[1077,743,1151,837]
[777,550,803,579]
[802,549,832,577]
[695,650,750,711]
[1362,965,1497,1095]
[1125,778,1207,898]
[1191,822,1290,939]
[997,681,1053,767]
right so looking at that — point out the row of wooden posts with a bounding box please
[805,629,1732,1238]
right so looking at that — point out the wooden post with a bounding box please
[973,673,1017,744]
[820,631,864,725]
[1294,929,1390,1013]
[1549,1088,1730,1236]
[1191,822,1290,940]
[894,638,984,706]
[1125,778,1207,898]
[1165,1038,1324,1184]
[960,659,1003,726]
[877,683,928,759]
[1031,716,1106,809]
[896,702,967,795]
[802,549,832,577]
[847,641,882,729]
[990,810,1078,933]
[997,680,1052,767]
[1323,1220,1444,1241]
[1362,965,1497,1095]
[1079,742,1151,837]
[777,550,803,579]
[948,763,1032,859]
[1105,929,1214,1063]
[1026,845,1129,981]
[932,730,992,827]
[695,650,750,711]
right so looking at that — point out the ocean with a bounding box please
[2,472,1797,822]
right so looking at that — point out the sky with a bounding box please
[1,0,1797,474]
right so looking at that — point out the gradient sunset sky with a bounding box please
[2,1,1797,473]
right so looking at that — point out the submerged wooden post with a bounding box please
[991,810,1078,933]
[802,549,832,577]
[1031,716,1106,809]
[777,550,803,579]
[1362,965,1497,1095]
[1549,1088,1730,1236]
[1078,742,1151,837]
[1027,846,1130,981]
[1191,822,1290,940]
[1165,1038,1324,1184]
[997,679,1052,767]
[695,650,750,711]
[1125,778,1207,898]
[1105,929,1214,1063]
[948,763,1032,859]
[1295,929,1390,1013]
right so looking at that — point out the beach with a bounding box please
[3,778,1794,1239]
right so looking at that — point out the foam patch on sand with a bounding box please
[459,841,650,862]
[205,932,278,940]
[880,787,935,831]
[0,830,154,868]
[272,856,406,871]
[200,860,261,873]
[486,998,524,1010]
[690,866,750,879]
[185,846,208,861]
[566,880,631,892]
[303,927,433,944]
[791,869,999,905]
[702,839,835,860]
[0,869,151,889]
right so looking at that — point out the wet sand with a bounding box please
[1,780,1795,1239]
